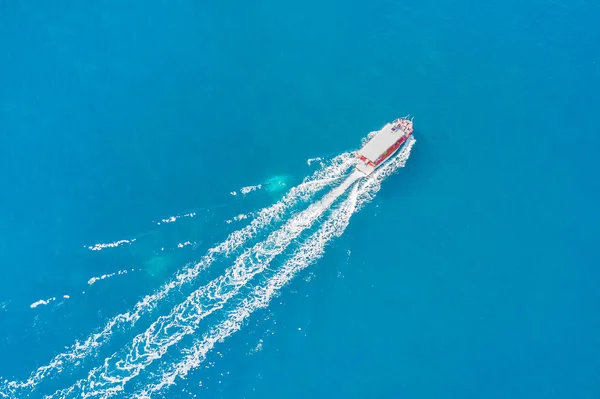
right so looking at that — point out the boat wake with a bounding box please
[135,138,415,398]
[0,138,415,399]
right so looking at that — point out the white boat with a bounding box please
[356,117,414,176]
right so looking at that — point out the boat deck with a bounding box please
[358,123,405,162]
[356,162,375,176]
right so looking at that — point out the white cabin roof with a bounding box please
[359,123,404,162]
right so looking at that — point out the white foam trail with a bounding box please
[88,269,136,286]
[1,153,354,396]
[135,138,416,397]
[155,212,196,226]
[30,297,57,309]
[47,139,415,399]
[234,213,249,222]
[239,184,262,195]
[86,239,136,251]
[306,157,322,166]
[136,185,361,397]
[225,212,253,225]
[49,172,361,399]
[29,293,75,309]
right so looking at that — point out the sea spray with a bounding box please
[46,172,362,399]
[135,138,415,397]
[0,153,354,397]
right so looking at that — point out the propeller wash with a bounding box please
[1,119,416,399]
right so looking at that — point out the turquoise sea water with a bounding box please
[1,0,599,398]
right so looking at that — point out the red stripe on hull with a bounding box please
[374,133,410,166]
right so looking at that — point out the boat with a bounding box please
[356,117,414,176]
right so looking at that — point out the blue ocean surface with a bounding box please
[1,0,599,398]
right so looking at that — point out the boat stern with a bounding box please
[356,155,375,176]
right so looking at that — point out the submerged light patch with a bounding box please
[264,175,289,193]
